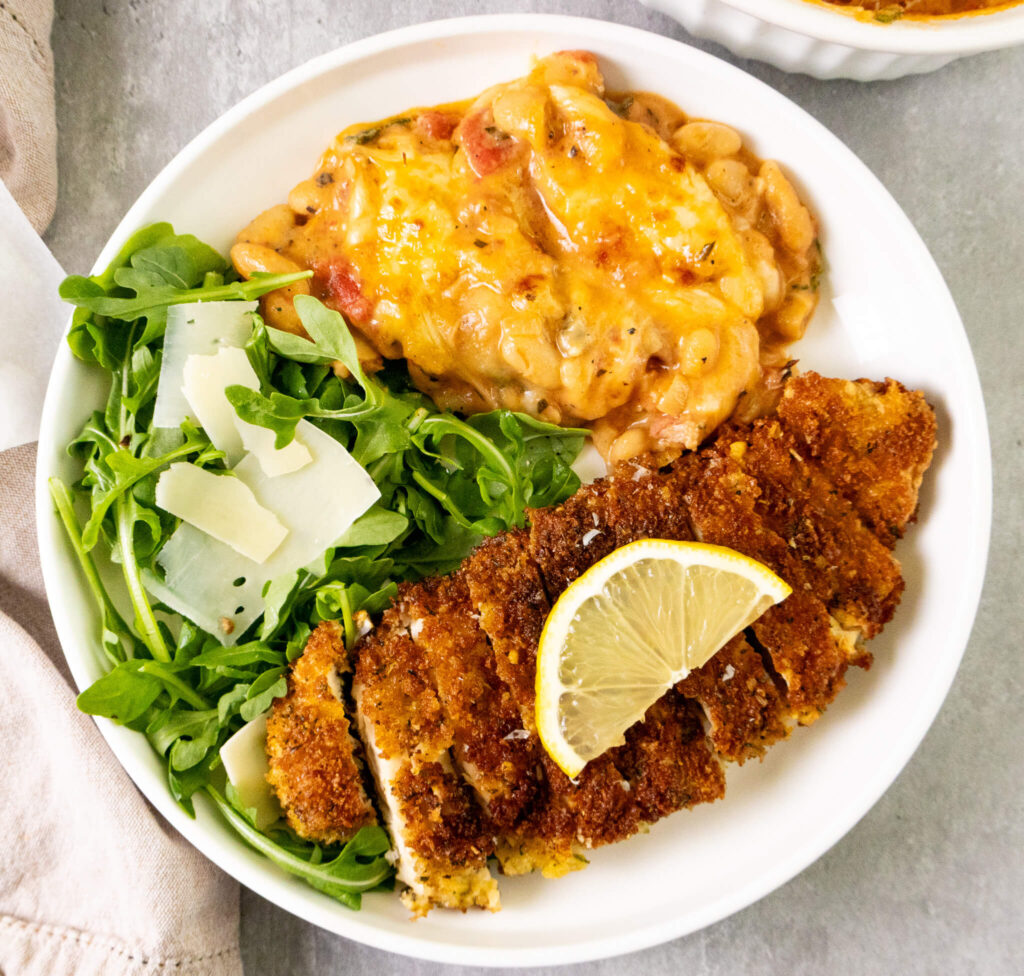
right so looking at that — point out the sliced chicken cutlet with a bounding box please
[676,633,792,763]
[616,690,725,822]
[460,532,639,854]
[678,451,855,722]
[400,575,538,828]
[265,621,377,845]
[776,372,937,546]
[530,464,791,763]
[352,606,498,915]
[527,459,692,598]
[715,419,905,649]
[464,531,724,851]
[399,576,577,879]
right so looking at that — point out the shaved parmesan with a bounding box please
[154,421,380,643]
[571,441,607,485]
[156,462,288,563]
[153,302,256,429]
[219,712,283,831]
[182,347,256,466]
[236,419,312,477]
[181,346,312,475]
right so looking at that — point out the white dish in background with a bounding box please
[35,14,991,967]
[645,0,1024,79]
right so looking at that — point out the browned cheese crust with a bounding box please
[265,621,377,844]
[777,373,937,546]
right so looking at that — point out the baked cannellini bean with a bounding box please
[287,179,324,218]
[608,426,650,464]
[705,158,758,214]
[760,160,816,255]
[773,289,817,341]
[230,243,311,336]
[236,204,300,246]
[679,327,720,376]
[672,121,743,165]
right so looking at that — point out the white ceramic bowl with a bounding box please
[35,14,991,967]
[646,0,1024,79]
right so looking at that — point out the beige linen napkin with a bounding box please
[1,3,245,970]
[0,0,57,231]
[0,445,244,976]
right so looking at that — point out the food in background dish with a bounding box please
[266,371,936,915]
[233,52,821,463]
[811,0,1020,22]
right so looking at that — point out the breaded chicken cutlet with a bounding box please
[265,372,936,915]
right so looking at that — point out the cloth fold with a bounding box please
[0,0,57,231]
[1,5,245,974]
[0,450,244,976]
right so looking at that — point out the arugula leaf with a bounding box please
[61,269,312,336]
[240,667,288,721]
[79,424,221,551]
[77,661,164,723]
[207,786,393,907]
[332,506,409,548]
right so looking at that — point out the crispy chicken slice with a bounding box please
[776,372,937,546]
[352,608,498,915]
[679,452,855,722]
[463,531,724,850]
[401,575,539,828]
[676,633,792,763]
[716,419,905,649]
[265,621,377,845]
[617,690,726,821]
[527,459,693,599]
[460,532,639,855]
[400,576,579,878]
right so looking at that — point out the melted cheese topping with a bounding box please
[233,52,820,461]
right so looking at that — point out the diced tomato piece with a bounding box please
[415,110,459,141]
[457,110,520,178]
[315,259,374,326]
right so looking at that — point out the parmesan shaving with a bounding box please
[181,347,256,466]
[153,302,256,429]
[181,347,312,475]
[154,421,380,643]
[155,462,288,563]
[219,712,283,831]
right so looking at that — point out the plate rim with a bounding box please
[34,13,993,967]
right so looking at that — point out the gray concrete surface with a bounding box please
[47,1,1023,973]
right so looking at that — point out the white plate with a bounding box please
[35,14,991,968]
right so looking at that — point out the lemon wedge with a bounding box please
[535,539,791,778]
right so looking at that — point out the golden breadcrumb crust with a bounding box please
[265,621,377,844]
[777,373,937,545]
[266,371,936,913]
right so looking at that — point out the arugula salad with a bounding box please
[51,223,585,908]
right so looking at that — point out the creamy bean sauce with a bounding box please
[233,52,821,462]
